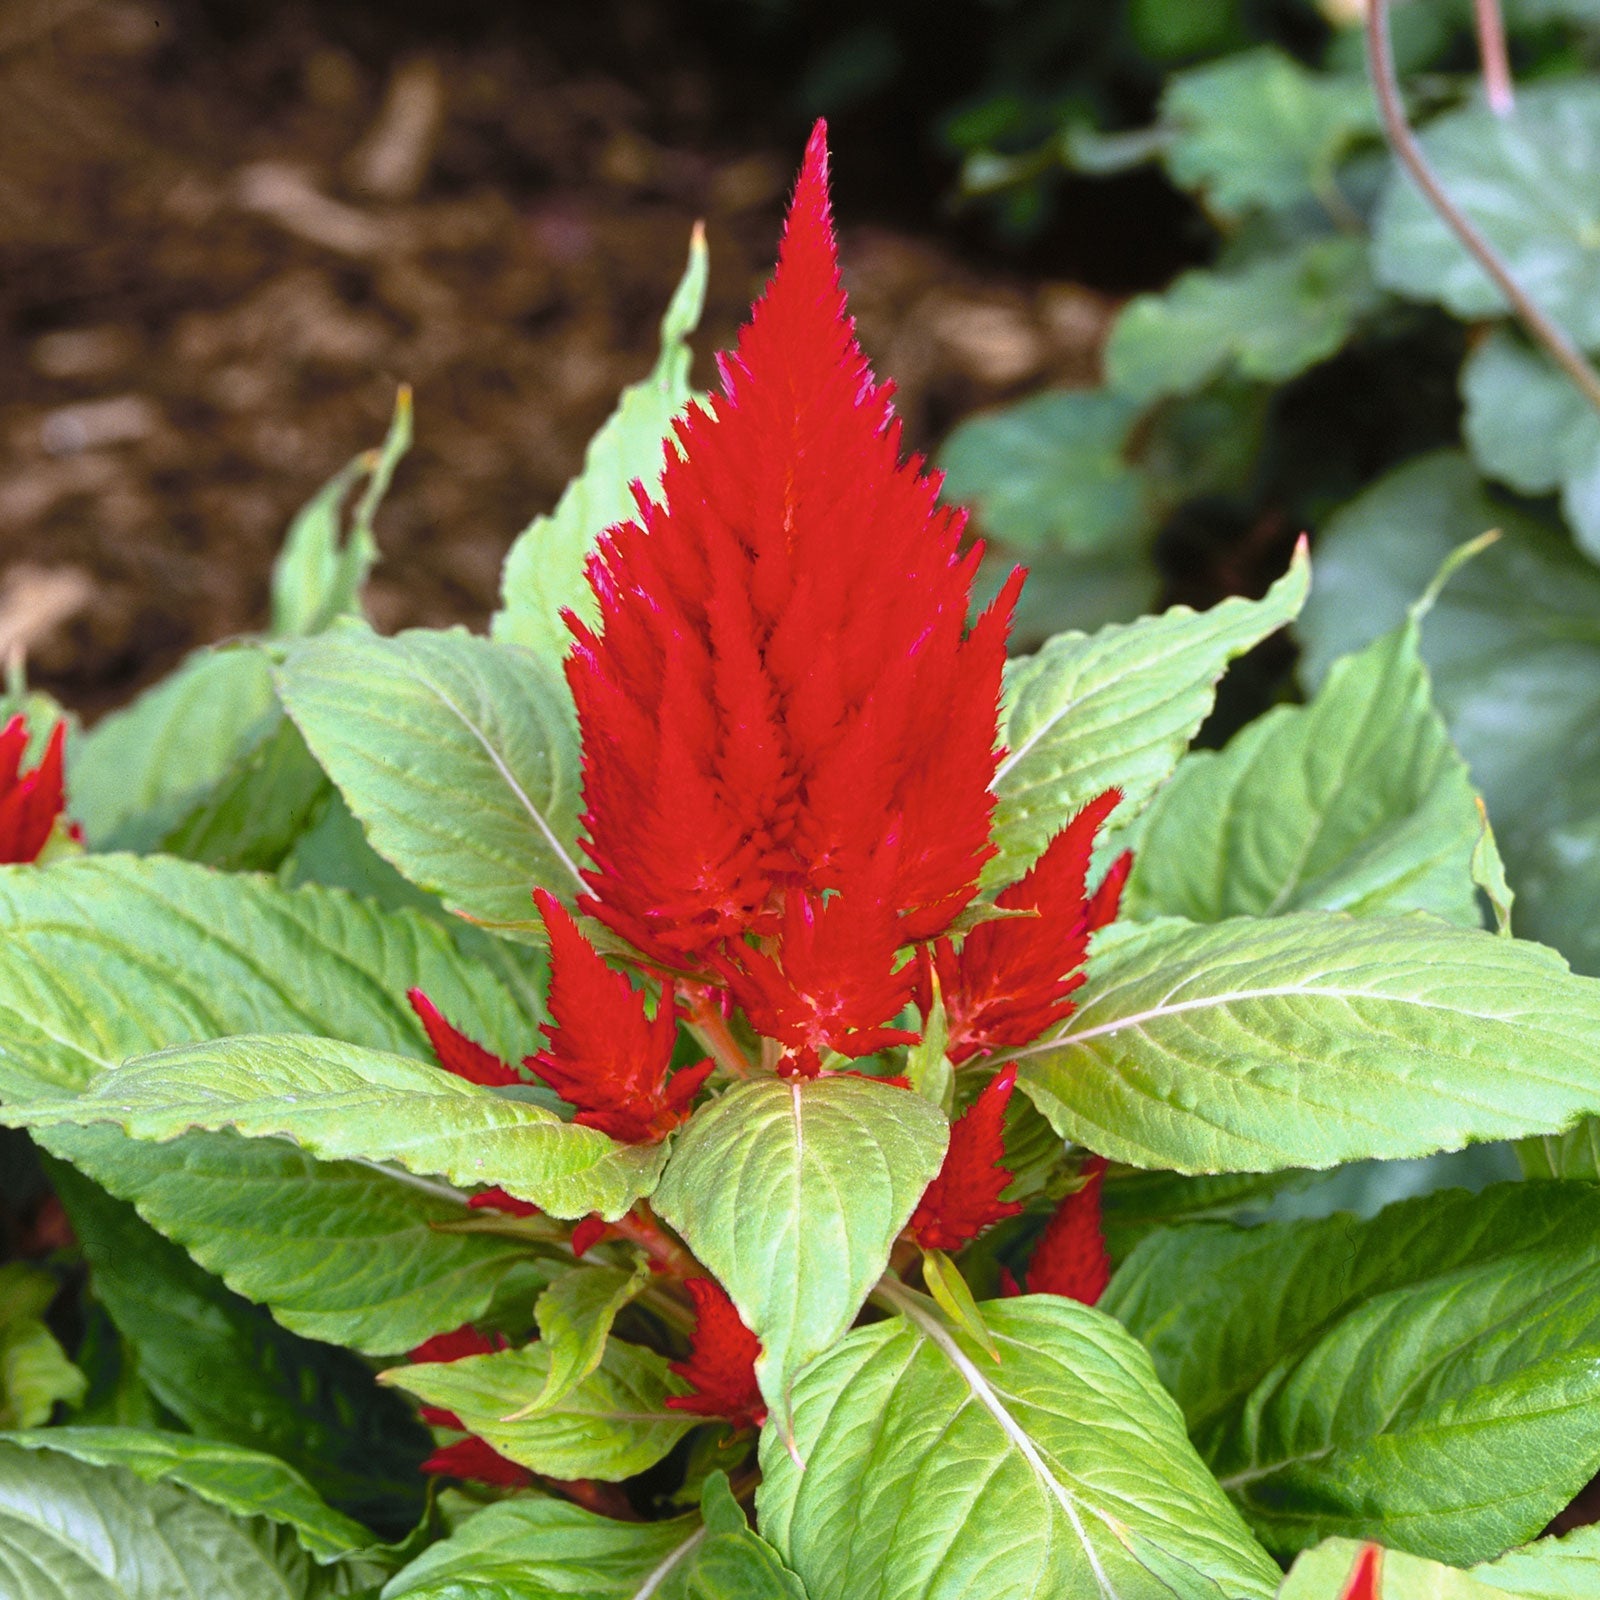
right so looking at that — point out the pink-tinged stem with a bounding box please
[1475,0,1514,118]
[612,1205,699,1279]
[681,985,753,1079]
[1366,0,1600,416]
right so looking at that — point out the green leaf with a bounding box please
[1,1429,377,1565]
[652,1076,948,1425]
[1099,1168,1322,1259]
[0,854,546,1352]
[1462,328,1600,559]
[381,1338,692,1482]
[512,1259,651,1419]
[1297,451,1600,974]
[920,1249,999,1361]
[937,390,1150,555]
[50,1161,429,1538]
[1162,49,1378,218]
[272,387,412,638]
[0,1266,84,1428]
[277,624,584,937]
[989,542,1308,885]
[1106,1183,1600,1564]
[11,1033,666,1222]
[1123,616,1483,925]
[493,227,708,666]
[0,1443,365,1599]
[1017,911,1600,1173]
[757,1289,1280,1600]
[1107,236,1378,404]
[1374,80,1600,346]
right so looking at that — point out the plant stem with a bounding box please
[1366,0,1600,417]
[1475,0,1515,118]
[681,984,753,1079]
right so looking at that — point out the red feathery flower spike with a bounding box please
[467,1185,539,1218]
[1339,1545,1382,1600]
[566,121,1021,1058]
[407,989,522,1087]
[408,1325,532,1488]
[525,891,713,1143]
[666,1277,767,1430]
[926,789,1128,1066]
[908,1064,1024,1251]
[1025,1155,1110,1305]
[0,716,70,865]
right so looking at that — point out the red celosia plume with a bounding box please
[665,1277,766,1430]
[565,120,1021,1060]
[408,989,522,1087]
[0,716,70,865]
[526,891,712,1142]
[926,789,1128,1065]
[1340,1546,1382,1600]
[408,1324,534,1488]
[467,1185,539,1218]
[1024,1155,1110,1305]
[908,1065,1024,1251]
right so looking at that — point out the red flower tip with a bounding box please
[1025,1155,1110,1305]
[525,891,709,1144]
[408,1324,506,1365]
[570,1215,616,1259]
[908,1064,1024,1252]
[0,715,70,865]
[467,1186,539,1218]
[666,1277,766,1430]
[407,988,522,1087]
[420,1435,533,1489]
[929,788,1127,1065]
[1340,1545,1382,1600]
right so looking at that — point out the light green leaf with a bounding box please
[1123,616,1483,925]
[0,1265,83,1429]
[757,1289,1280,1600]
[1106,1183,1600,1564]
[51,1162,429,1537]
[382,1339,691,1481]
[10,1033,665,1222]
[1107,236,1378,404]
[1016,911,1600,1173]
[515,1259,651,1417]
[920,1249,999,1361]
[272,387,412,638]
[1,1429,377,1565]
[493,227,708,665]
[1162,49,1378,218]
[277,624,584,936]
[1297,451,1600,973]
[989,543,1308,885]
[1374,80,1600,346]
[652,1076,948,1424]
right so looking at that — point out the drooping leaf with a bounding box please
[0,1443,366,1599]
[652,1076,948,1425]
[11,1034,667,1222]
[988,544,1308,885]
[0,1264,83,1429]
[51,1162,430,1537]
[277,624,585,937]
[1107,236,1378,404]
[1016,911,1600,1173]
[1,1429,378,1565]
[519,1259,651,1416]
[757,1289,1281,1600]
[1123,616,1483,925]
[492,227,708,667]
[1373,80,1600,346]
[1107,1183,1600,1563]
[1297,451,1600,974]
[381,1338,692,1482]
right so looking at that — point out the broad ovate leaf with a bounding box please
[757,1289,1280,1600]
[1016,912,1600,1173]
[652,1076,947,1425]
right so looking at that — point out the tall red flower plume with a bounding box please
[408,1325,532,1488]
[925,789,1128,1066]
[408,989,522,1087]
[908,1064,1024,1251]
[526,891,713,1143]
[1339,1546,1382,1600]
[665,1277,766,1430]
[566,121,1021,1056]
[0,716,70,865]
[1025,1155,1110,1305]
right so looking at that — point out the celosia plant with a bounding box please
[6,123,1600,1600]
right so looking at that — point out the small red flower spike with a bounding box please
[526,891,713,1143]
[1339,1545,1382,1600]
[666,1277,767,1430]
[570,1215,616,1259]
[420,1434,534,1489]
[407,989,522,1087]
[1025,1156,1111,1305]
[926,789,1126,1066]
[409,1324,505,1365]
[467,1186,539,1219]
[0,716,70,865]
[908,1065,1024,1252]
